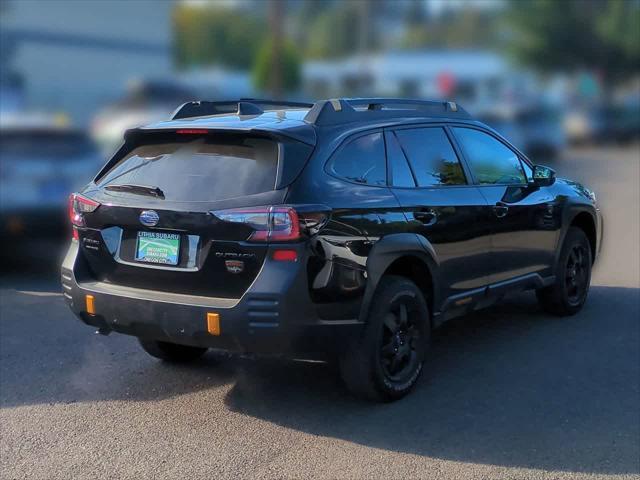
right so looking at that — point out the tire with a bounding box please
[138,339,208,363]
[339,275,430,402]
[537,227,592,316]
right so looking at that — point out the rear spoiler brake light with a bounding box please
[176,129,209,135]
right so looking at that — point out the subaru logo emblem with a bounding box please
[139,210,159,227]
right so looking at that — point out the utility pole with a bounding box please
[358,0,370,93]
[268,0,283,99]
[358,0,369,55]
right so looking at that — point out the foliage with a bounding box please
[173,4,265,70]
[504,0,640,82]
[597,0,640,62]
[252,39,302,93]
[172,0,639,89]
[401,7,501,49]
[303,2,381,59]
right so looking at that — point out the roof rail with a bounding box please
[304,98,470,126]
[171,98,314,120]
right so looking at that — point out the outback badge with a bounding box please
[225,260,244,274]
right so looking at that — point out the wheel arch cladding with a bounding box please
[360,233,439,323]
[383,256,434,318]
[570,211,597,263]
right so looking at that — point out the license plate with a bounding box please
[135,231,180,265]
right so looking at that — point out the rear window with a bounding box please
[97,136,279,202]
[327,132,386,186]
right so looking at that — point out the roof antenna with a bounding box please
[237,102,263,116]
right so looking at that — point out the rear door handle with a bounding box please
[493,202,509,218]
[414,209,438,226]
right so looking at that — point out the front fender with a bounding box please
[555,204,599,268]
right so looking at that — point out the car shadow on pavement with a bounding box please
[222,286,640,475]
[1,285,638,475]
[0,286,236,407]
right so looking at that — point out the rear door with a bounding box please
[77,131,303,299]
[386,125,494,306]
[449,126,560,285]
[291,129,399,311]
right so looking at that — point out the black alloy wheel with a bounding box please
[565,243,589,306]
[537,226,592,316]
[340,275,430,402]
[380,294,423,382]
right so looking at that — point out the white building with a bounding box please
[0,0,175,122]
[303,50,520,111]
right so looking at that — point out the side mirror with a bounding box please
[531,164,556,187]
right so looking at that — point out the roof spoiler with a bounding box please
[303,98,470,126]
[125,123,317,146]
[171,99,314,120]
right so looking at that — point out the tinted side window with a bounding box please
[328,132,386,186]
[394,127,466,186]
[386,132,416,187]
[452,127,526,185]
[521,160,533,181]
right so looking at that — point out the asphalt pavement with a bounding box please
[1,146,639,479]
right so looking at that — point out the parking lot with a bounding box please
[1,146,638,479]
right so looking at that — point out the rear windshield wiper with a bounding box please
[104,184,165,199]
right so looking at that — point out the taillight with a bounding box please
[176,129,208,135]
[68,193,100,231]
[212,206,300,242]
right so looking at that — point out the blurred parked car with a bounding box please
[564,102,640,145]
[595,102,640,143]
[564,107,606,145]
[0,113,103,247]
[476,111,525,152]
[479,105,565,161]
[91,79,197,154]
[514,106,566,159]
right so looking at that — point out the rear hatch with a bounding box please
[73,129,314,299]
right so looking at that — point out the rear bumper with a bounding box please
[61,241,361,358]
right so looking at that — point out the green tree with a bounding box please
[173,4,266,70]
[304,2,381,59]
[402,7,499,49]
[504,0,640,84]
[597,0,640,63]
[252,40,302,93]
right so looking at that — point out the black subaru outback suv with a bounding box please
[62,98,602,401]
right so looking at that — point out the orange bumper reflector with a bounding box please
[207,312,220,336]
[86,295,95,315]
